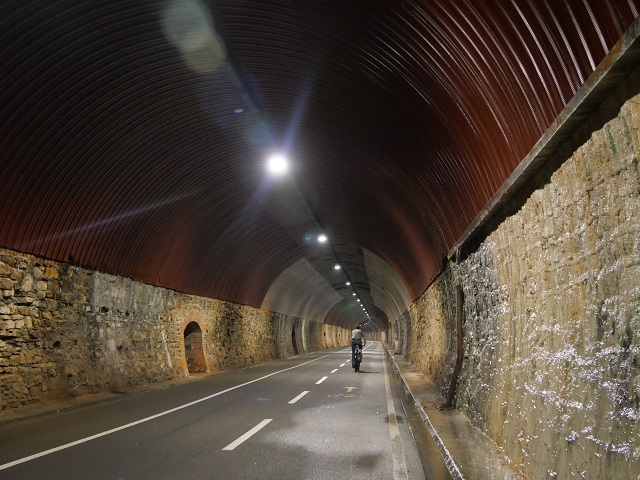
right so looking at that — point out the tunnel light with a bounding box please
[357,299,360,302]
[346,282,351,286]
[267,153,288,174]
[318,234,327,243]
[352,293,356,296]
[334,264,341,270]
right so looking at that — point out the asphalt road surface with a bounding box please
[0,342,430,479]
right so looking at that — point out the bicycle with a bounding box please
[353,345,362,372]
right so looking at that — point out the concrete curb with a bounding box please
[385,347,464,480]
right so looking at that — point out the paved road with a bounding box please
[0,342,428,479]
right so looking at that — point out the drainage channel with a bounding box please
[386,352,454,480]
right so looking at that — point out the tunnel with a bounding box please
[0,1,639,478]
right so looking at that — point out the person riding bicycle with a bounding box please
[351,324,366,367]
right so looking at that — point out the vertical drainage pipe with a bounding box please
[444,282,463,409]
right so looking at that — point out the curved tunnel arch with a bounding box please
[0,0,638,331]
[261,248,411,331]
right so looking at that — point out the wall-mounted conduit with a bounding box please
[443,283,463,409]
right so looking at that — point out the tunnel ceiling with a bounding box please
[1,0,638,331]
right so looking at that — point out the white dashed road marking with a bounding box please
[288,391,309,404]
[222,419,273,451]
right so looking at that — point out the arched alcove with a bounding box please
[184,321,206,373]
[291,326,299,355]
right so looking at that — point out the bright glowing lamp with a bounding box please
[318,234,327,243]
[267,153,288,174]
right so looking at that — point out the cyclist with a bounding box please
[351,324,366,367]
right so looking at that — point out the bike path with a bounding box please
[0,343,427,479]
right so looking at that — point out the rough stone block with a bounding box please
[13,384,29,396]
[55,292,71,303]
[14,297,34,306]
[44,267,59,279]
[28,387,42,399]
[1,256,16,268]
[9,270,23,282]
[32,267,43,280]
[19,274,34,293]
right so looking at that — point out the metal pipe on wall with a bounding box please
[443,283,463,409]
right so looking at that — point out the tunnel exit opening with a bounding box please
[184,321,207,373]
[292,326,299,355]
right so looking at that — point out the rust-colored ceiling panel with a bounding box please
[1,0,638,330]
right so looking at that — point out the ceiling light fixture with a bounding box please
[267,153,288,175]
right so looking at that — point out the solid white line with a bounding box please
[0,355,329,471]
[383,353,409,480]
[222,419,272,451]
[330,369,338,373]
[288,391,309,404]
[316,376,328,384]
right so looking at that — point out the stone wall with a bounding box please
[0,250,350,413]
[404,73,640,477]
[272,311,348,358]
[389,311,412,357]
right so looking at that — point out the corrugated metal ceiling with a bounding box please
[1,0,638,331]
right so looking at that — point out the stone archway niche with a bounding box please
[184,321,207,373]
[292,326,299,355]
